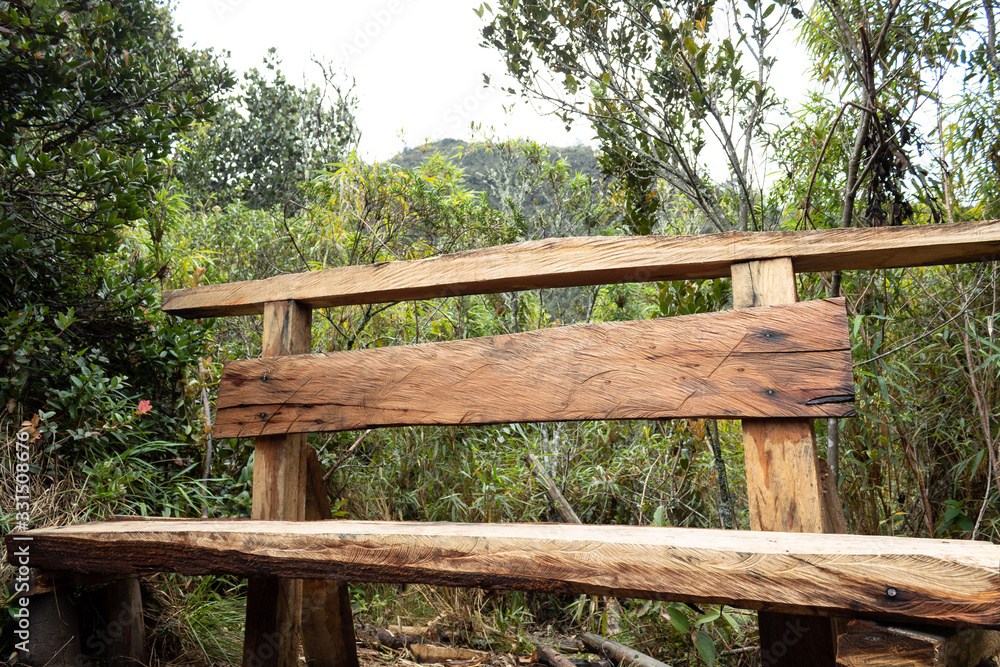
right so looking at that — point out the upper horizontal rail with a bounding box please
[161,220,1000,319]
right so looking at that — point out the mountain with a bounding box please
[387,138,603,217]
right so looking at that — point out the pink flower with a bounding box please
[135,400,153,416]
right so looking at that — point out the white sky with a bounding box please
[171,0,815,166]
[171,0,597,161]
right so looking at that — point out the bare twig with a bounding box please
[323,429,373,482]
[803,102,851,227]
[198,359,214,519]
[525,452,581,524]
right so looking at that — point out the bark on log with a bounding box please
[580,633,671,667]
[535,646,579,667]
[524,633,584,654]
[409,644,487,663]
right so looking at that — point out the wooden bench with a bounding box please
[9,219,1000,667]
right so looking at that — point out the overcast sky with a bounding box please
[171,0,598,161]
[171,0,815,168]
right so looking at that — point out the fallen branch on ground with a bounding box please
[580,633,671,667]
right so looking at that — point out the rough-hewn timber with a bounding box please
[214,298,854,438]
[733,257,841,666]
[161,220,1000,318]
[301,442,359,667]
[836,619,1000,666]
[10,519,1000,629]
[244,300,310,667]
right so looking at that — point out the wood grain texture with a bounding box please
[733,258,838,666]
[534,645,578,667]
[731,257,799,308]
[244,300,311,667]
[742,419,828,533]
[301,444,359,667]
[11,519,1000,628]
[835,619,1000,666]
[103,576,146,667]
[214,298,855,438]
[837,620,948,666]
[161,220,1000,318]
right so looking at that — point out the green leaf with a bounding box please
[662,604,690,634]
[652,504,666,526]
[693,630,716,665]
[695,607,721,625]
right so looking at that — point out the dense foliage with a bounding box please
[1,0,999,663]
[173,49,360,211]
[0,0,234,652]
[0,0,232,464]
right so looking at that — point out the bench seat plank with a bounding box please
[11,519,1000,628]
[215,298,854,437]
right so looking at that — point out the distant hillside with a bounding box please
[387,139,612,324]
[387,139,604,225]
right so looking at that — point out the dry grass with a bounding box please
[0,415,91,598]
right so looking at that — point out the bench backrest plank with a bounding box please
[214,298,854,438]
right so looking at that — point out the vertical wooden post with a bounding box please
[243,300,310,667]
[301,445,360,667]
[104,576,146,667]
[731,258,841,667]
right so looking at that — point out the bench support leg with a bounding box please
[734,258,844,667]
[244,300,311,667]
[302,443,359,667]
[20,589,81,667]
[836,619,1000,666]
[102,576,146,667]
[244,575,301,667]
